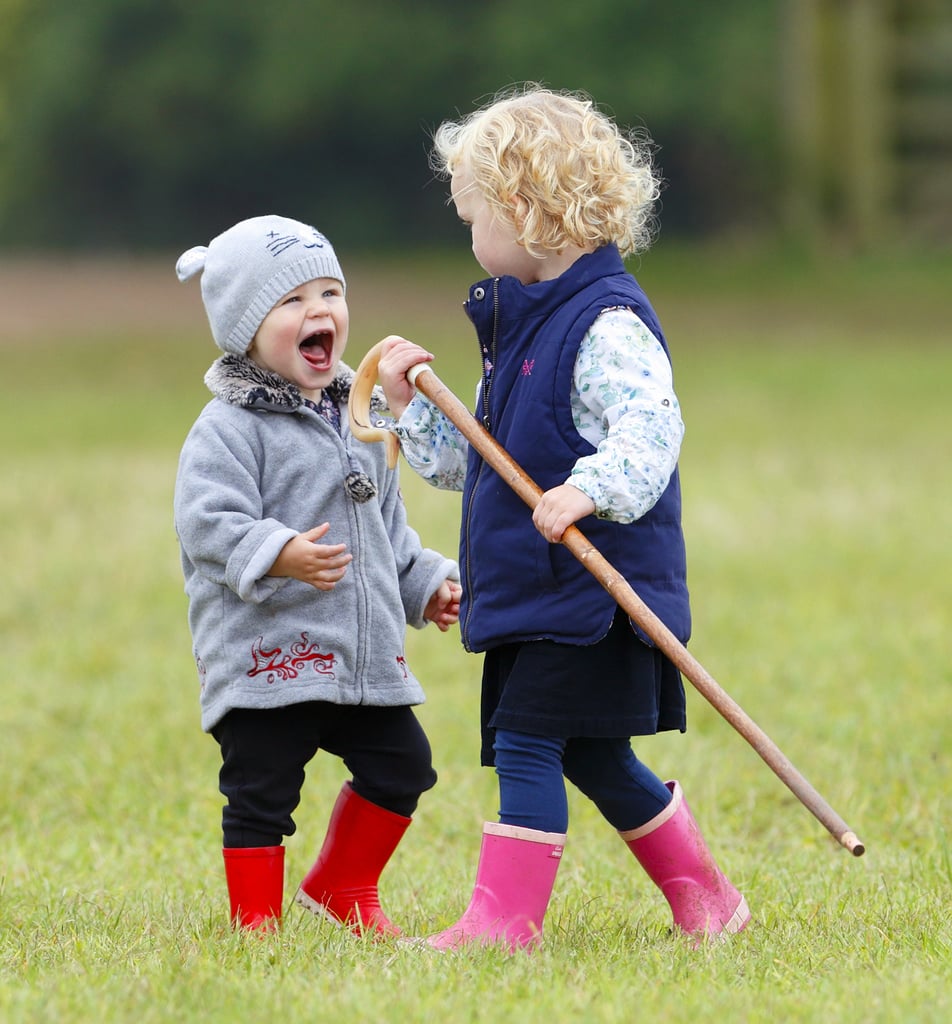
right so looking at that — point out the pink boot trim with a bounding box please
[427,822,565,954]
[223,845,285,932]
[621,780,750,939]
[295,782,410,938]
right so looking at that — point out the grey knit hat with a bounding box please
[175,214,346,354]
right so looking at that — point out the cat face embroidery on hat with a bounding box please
[264,224,332,257]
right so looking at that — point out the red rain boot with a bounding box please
[294,782,411,938]
[426,822,566,953]
[620,780,750,940]
[222,845,285,932]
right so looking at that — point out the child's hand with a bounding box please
[424,578,462,631]
[268,523,353,591]
[532,484,596,543]
[377,335,434,420]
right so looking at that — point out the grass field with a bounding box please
[1,246,950,1022]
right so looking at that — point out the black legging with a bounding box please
[211,702,437,847]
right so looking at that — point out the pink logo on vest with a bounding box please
[521,359,535,376]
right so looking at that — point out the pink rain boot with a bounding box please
[620,780,750,940]
[294,782,411,938]
[222,845,285,932]
[427,822,566,953]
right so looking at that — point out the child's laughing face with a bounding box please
[249,277,349,400]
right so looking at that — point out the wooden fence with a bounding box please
[782,0,952,248]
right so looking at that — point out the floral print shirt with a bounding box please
[393,307,684,523]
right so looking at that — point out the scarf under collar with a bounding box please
[203,353,387,503]
[204,353,384,412]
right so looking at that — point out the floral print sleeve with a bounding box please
[568,307,684,522]
[393,392,470,492]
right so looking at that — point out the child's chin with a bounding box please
[299,365,335,387]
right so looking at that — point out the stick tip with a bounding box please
[842,831,866,857]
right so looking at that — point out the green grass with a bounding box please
[2,248,951,1022]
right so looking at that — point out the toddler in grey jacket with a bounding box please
[174,214,460,934]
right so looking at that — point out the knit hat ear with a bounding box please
[175,246,208,282]
[175,215,346,355]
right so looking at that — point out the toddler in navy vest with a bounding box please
[378,87,749,950]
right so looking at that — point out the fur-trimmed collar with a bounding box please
[204,353,386,414]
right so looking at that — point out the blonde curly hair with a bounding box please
[431,85,661,259]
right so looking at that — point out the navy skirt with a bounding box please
[480,608,687,766]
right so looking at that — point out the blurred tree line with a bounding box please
[0,0,947,252]
[0,0,781,250]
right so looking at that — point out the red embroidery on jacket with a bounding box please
[396,654,408,679]
[247,633,337,684]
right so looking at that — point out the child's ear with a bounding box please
[511,194,529,228]
[511,193,528,224]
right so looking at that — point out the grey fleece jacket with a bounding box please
[174,354,458,732]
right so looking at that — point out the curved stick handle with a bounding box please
[348,340,402,469]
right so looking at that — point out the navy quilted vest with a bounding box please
[458,245,691,653]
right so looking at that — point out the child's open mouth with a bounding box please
[299,330,334,371]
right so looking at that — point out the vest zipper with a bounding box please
[479,279,500,430]
[460,460,480,650]
[462,279,500,650]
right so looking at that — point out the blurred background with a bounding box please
[1,0,949,257]
[1,9,950,1003]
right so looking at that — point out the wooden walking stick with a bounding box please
[348,342,866,856]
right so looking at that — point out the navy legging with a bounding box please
[493,728,672,834]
